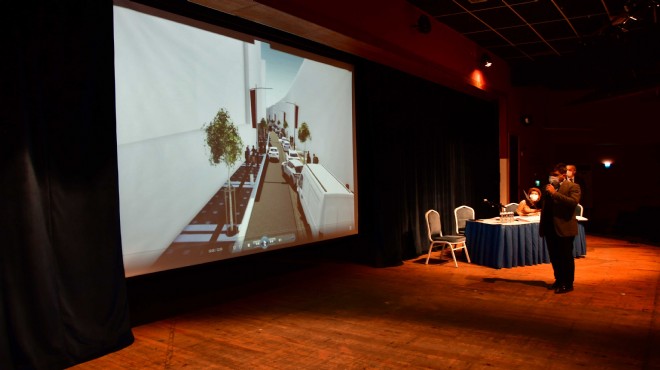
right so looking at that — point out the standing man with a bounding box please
[540,163,581,294]
[566,164,586,210]
[566,164,577,183]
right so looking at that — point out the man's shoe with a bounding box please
[555,285,574,294]
[548,281,559,290]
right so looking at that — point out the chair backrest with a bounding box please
[454,205,475,235]
[425,209,443,240]
[575,203,584,217]
[504,202,519,214]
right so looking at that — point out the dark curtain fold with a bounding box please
[355,62,499,266]
[1,2,133,369]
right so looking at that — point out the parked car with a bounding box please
[287,150,300,161]
[267,147,279,162]
[281,158,304,186]
[280,139,290,153]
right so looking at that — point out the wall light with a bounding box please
[602,160,613,168]
[470,69,486,90]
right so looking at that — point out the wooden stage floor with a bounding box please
[71,235,659,369]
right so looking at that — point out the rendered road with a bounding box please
[151,130,307,273]
[244,130,308,245]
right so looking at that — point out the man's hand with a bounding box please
[545,184,556,194]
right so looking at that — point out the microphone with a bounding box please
[544,180,560,196]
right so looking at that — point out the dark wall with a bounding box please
[512,86,660,242]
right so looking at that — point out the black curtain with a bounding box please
[1,2,133,369]
[355,62,499,266]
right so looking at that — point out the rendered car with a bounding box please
[280,140,291,153]
[287,150,300,161]
[267,147,279,161]
[281,158,304,186]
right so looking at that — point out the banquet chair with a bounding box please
[454,205,475,235]
[575,203,584,217]
[425,209,471,267]
[504,202,519,214]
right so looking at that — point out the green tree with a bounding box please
[203,108,243,234]
[283,119,289,138]
[297,122,311,163]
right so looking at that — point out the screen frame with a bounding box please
[114,0,359,277]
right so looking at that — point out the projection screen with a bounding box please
[113,1,357,277]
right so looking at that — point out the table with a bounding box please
[464,216,587,269]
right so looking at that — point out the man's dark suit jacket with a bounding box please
[540,181,581,237]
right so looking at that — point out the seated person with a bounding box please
[516,187,542,216]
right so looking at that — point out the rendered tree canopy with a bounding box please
[202,108,244,234]
[298,122,311,143]
[203,108,243,168]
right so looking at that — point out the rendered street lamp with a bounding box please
[285,101,298,151]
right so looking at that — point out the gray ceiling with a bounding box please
[408,0,660,92]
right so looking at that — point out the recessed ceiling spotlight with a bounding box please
[481,53,492,68]
[414,14,432,34]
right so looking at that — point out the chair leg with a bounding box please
[449,246,458,268]
[463,242,471,264]
[425,243,434,264]
[428,242,468,267]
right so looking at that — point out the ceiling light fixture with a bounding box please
[481,53,492,68]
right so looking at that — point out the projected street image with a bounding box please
[114,2,356,276]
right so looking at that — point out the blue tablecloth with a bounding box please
[464,219,586,269]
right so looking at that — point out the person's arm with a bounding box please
[516,201,528,215]
[548,183,581,223]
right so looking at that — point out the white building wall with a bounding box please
[274,59,354,190]
[114,6,261,270]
